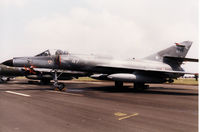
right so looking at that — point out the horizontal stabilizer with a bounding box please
[164,56,198,62]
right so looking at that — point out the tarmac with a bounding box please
[0,79,198,132]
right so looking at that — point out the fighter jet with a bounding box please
[3,41,198,91]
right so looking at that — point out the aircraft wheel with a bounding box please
[134,83,148,91]
[54,83,66,91]
[58,83,65,91]
[6,78,10,81]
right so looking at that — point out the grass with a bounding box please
[75,77,100,81]
[15,77,26,80]
[172,78,198,85]
[76,77,199,85]
[77,77,198,85]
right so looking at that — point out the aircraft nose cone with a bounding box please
[2,59,13,66]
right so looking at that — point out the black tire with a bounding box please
[6,78,10,81]
[134,83,148,91]
[57,83,65,91]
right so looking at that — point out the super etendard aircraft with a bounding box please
[0,50,88,84]
[3,41,198,90]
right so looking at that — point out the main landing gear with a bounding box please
[114,81,149,91]
[52,70,66,91]
[134,83,149,91]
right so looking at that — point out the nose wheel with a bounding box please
[52,70,66,91]
[54,82,66,91]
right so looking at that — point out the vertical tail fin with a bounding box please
[145,41,193,61]
[145,41,193,71]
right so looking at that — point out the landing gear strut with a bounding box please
[134,83,149,91]
[52,70,65,91]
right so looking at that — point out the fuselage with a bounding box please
[11,54,183,82]
[59,54,173,74]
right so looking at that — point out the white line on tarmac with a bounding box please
[5,91,31,97]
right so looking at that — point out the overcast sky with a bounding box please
[0,0,198,72]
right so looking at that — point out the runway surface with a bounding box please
[0,80,198,132]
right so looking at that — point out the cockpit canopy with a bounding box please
[35,49,69,57]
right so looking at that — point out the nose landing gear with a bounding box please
[52,70,66,91]
[54,82,66,91]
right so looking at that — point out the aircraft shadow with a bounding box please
[81,86,198,96]
[0,82,198,96]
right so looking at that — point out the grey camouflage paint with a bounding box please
[5,41,196,83]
